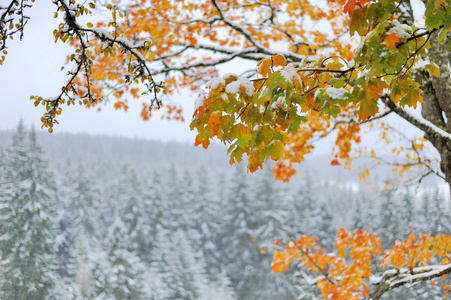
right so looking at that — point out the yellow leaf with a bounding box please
[257,58,272,77]
[425,62,440,77]
[272,54,287,67]
[87,22,93,28]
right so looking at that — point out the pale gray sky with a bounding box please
[0,0,199,143]
[0,0,423,158]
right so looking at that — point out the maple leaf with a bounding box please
[343,0,365,15]
[383,33,400,48]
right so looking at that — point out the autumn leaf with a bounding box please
[272,54,287,67]
[384,33,400,48]
[343,0,365,15]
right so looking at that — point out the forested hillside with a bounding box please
[0,124,449,299]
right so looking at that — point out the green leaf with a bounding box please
[287,116,307,134]
[237,134,252,148]
[270,140,284,160]
[425,62,440,77]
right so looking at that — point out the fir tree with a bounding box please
[190,166,223,276]
[101,217,148,299]
[111,167,153,258]
[0,124,57,299]
[220,166,260,299]
[377,189,402,248]
[313,201,336,252]
[151,228,210,300]
[427,188,450,235]
[398,188,416,238]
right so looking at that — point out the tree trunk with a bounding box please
[422,30,451,195]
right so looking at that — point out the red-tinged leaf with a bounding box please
[198,105,206,120]
[384,33,400,48]
[331,159,341,166]
[208,113,221,135]
[343,0,364,15]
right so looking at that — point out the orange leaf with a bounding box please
[272,54,287,67]
[383,33,400,48]
[343,0,365,15]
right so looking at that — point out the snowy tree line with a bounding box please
[0,122,449,299]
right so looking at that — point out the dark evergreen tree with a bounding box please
[0,124,57,299]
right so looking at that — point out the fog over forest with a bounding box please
[0,123,449,299]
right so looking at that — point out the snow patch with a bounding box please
[194,90,207,110]
[222,73,238,79]
[209,77,226,90]
[387,20,413,39]
[225,77,255,97]
[325,87,349,100]
[280,64,301,84]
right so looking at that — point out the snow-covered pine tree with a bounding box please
[73,230,94,299]
[100,217,148,299]
[0,123,57,299]
[289,176,317,236]
[110,167,153,258]
[376,189,402,248]
[219,166,260,299]
[151,228,210,300]
[352,198,365,230]
[190,165,223,276]
[398,188,416,238]
[249,166,298,300]
[58,162,102,242]
[207,270,237,300]
[313,200,336,252]
[427,187,450,235]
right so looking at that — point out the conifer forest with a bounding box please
[0,123,449,299]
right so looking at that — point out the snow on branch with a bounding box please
[369,264,451,300]
[382,96,451,147]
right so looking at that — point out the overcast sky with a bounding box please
[0,0,425,158]
[0,0,202,143]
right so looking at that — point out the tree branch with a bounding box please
[369,264,451,300]
[381,96,451,148]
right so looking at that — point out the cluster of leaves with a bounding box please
[26,0,167,132]
[190,0,450,181]
[272,229,451,299]
[0,0,35,65]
